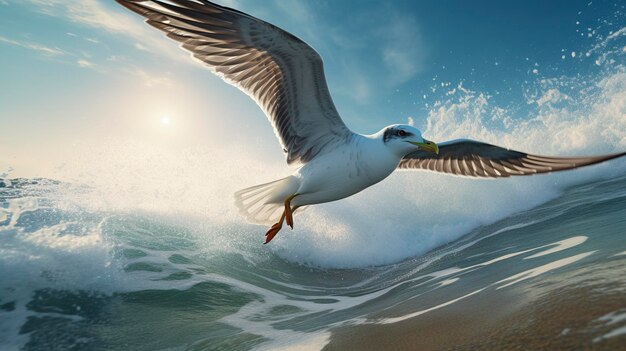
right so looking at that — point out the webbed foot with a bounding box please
[264,222,282,244]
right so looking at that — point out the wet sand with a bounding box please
[324,272,625,350]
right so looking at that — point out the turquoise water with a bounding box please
[1,173,625,350]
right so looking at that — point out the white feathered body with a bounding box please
[234,133,401,225]
[291,134,399,207]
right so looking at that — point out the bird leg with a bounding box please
[284,194,298,229]
[264,211,286,244]
[264,194,299,244]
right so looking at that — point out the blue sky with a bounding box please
[0,0,624,176]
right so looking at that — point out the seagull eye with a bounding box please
[398,130,407,137]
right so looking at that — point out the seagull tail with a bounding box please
[234,176,300,226]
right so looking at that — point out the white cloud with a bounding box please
[18,0,190,64]
[2,0,191,93]
[66,31,100,44]
[133,69,172,87]
[332,69,373,104]
[106,55,125,62]
[383,48,417,82]
[266,1,428,103]
[77,59,93,68]
[273,1,315,33]
[322,7,428,97]
[379,14,426,85]
[73,57,171,87]
[134,43,148,51]
[0,35,65,56]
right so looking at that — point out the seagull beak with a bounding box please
[409,139,439,154]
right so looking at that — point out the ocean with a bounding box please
[1,170,625,350]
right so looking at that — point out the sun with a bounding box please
[161,115,171,126]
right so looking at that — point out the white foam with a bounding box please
[0,193,122,350]
[496,251,596,289]
[595,310,626,326]
[378,288,486,324]
[525,236,588,259]
[253,333,330,351]
[437,278,459,287]
[366,236,593,325]
[594,326,626,343]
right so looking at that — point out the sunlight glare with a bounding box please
[161,115,171,126]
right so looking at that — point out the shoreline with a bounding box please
[323,278,625,350]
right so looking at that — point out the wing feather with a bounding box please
[399,139,626,177]
[117,0,352,165]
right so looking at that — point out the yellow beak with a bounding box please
[409,139,439,154]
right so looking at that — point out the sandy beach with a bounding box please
[324,260,626,351]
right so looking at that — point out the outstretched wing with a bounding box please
[399,139,626,178]
[117,0,352,165]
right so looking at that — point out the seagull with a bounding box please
[118,0,626,243]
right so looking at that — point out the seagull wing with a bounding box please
[399,139,626,177]
[117,0,352,165]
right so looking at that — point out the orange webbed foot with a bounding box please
[264,222,282,244]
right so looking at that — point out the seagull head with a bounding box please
[382,124,439,157]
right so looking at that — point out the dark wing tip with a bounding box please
[587,150,626,164]
[399,138,626,178]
